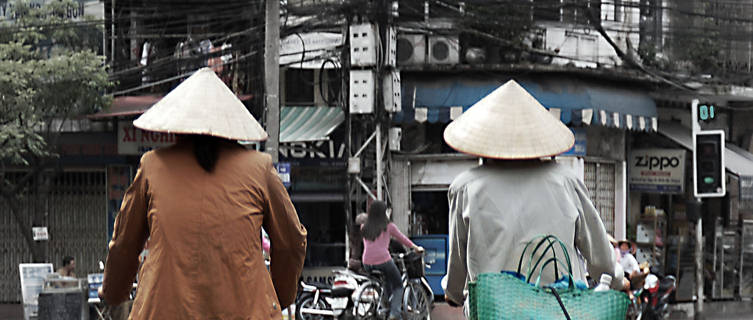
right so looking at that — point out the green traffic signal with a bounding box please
[704,177,715,184]
[699,104,716,121]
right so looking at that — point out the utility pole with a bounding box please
[264,0,280,162]
[375,0,390,202]
[691,99,703,317]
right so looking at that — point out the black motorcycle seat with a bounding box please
[331,287,353,297]
[310,282,331,289]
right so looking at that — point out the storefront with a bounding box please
[279,135,348,268]
[637,120,753,301]
[92,98,349,277]
[390,73,659,243]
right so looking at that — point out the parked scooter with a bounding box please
[295,252,433,319]
[296,274,359,320]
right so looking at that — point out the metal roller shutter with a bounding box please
[0,171,107,303]
[584,161,616,235]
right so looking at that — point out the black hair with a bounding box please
[187,135,233,172]
[63,256,74,267]
[361,200,389,241]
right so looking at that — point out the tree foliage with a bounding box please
[0,0,111,259]
[0,0,111,169]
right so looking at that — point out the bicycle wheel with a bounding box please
[402,281,430,320]
[354,283,380,319]
[296,296,329,320]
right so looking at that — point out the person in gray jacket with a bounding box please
[442,80,624,313]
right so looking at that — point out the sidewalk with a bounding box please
[0,303,23,320]
[430,302,464,320]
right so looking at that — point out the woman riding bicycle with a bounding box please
[361,201,424,320]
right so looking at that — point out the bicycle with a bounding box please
[353,251,433,319]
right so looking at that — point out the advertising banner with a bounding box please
[19,263,54,320]
[117,121,176,155]
[629,149,686,193]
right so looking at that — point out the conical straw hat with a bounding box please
[133,68,268,141]
[443,80,574,159]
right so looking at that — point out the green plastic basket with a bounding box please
[468,235,630,320]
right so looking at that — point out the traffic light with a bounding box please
[694,130,725,197]
[698,103,716,121]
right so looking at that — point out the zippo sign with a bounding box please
[629,149,686,193]
[118,121,176,155]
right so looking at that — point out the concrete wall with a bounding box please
[731,110,753,153]
[586,126,626,160]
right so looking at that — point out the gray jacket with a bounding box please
[445,160,623,304]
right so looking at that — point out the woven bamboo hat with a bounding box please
[443,80,574,159]
[133,67,268,141]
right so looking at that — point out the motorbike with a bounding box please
[639,273,676,320]
[295,268,374,320]
[296,267,367,320]
[627,272,677,320]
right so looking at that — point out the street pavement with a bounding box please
[3,300,753,319]
[668,301,753,320]
[427,301,753,320]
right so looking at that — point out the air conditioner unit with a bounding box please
[350,23,377,67]
[428,35,459,65]
[397,34,425,65]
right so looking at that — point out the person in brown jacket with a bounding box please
[101,68,307,320]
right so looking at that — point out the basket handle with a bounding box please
[526,239,572,284]
[534,257,574,289]
[516,235,571,283]
[517,235,558,274]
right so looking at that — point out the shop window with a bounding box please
[533,0,601,25]
[411,191,449,235]
[287,161,347,192]
[284,69,315,105]
[296,201,346,267]
[534,0,562,22]
[585,161,616,235]
[283,69,341,106]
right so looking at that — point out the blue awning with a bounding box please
[394,75,658,131]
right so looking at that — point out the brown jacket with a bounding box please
[102,141,307,319]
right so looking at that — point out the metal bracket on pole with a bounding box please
[354,176,377,200]
[382,175,392,204]
[353,131,377,158]
[376,123,383,200]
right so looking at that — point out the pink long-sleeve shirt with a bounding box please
[362,223,415,265]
